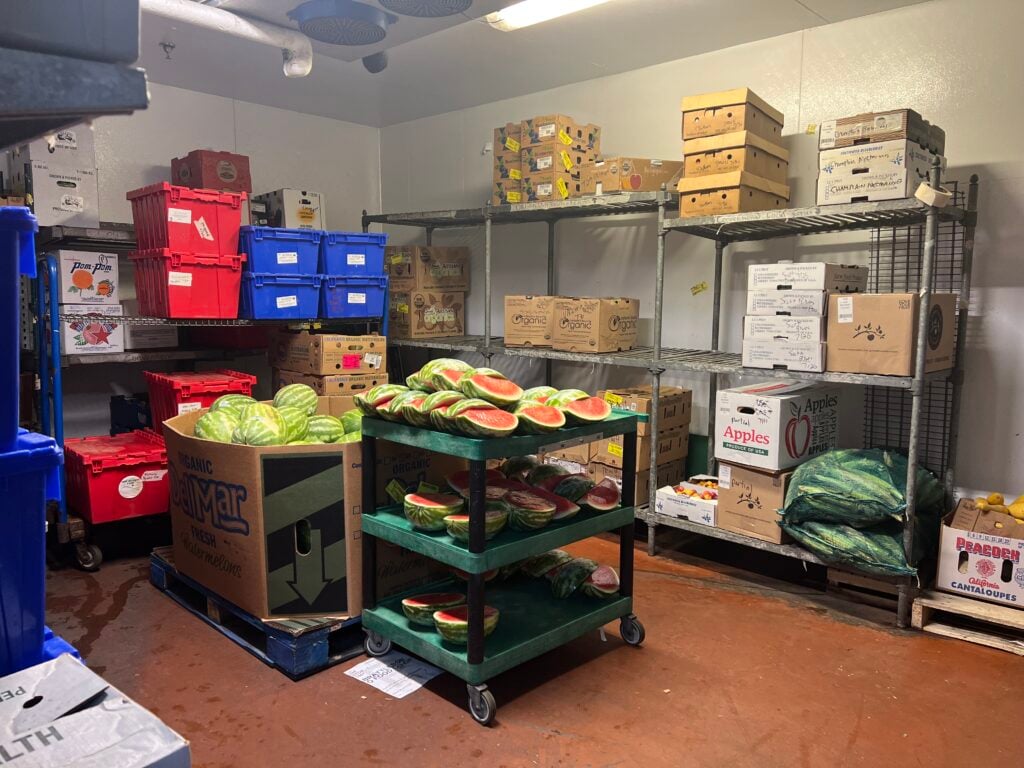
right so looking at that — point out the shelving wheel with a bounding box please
[619,614,645,647]
[74,542,103,571]
[363,630,393,658]
[467,684,496,726]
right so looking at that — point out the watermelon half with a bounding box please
[460,370,524,407]
[561,396,613,425]
[526,463,569,488]
[520,386,558,404]
[505,491,556,530]
[580,478,622,511]
[456,408,518,438]
[515,403,566,434]
[523,486,581,521]
[501,455,539,479]
[581,565,620,598]
[445,468,507,496]
[403,492,465,531]
[553,473,596,502]
[433,605,500,644]
[401,592,465,626]
[443,504,509,543]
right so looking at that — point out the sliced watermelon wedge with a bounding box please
[580,478,621,511]
[446,468,507,496]
[524,486,581,521]
[581,565,620,598]
[562,396,613,425]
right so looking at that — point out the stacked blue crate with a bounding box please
[318,232,388,320]
[238,226,323,319]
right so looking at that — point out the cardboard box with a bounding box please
[251,188,324,230]
[936,499,1024,608]
[683,131,789,184]
[677,171,789,218]
[715,382,840,471]
[389,291,465,339]
[273,369,384,397]
[271,330,386,375]
[493,122,522,157]
[14,161,99,227]
[583,157,684,195]
[598,386,692,436]
[817,140,938,206]
[521,143,591,175]
[551,296,639,353]
[164,400,459,620]
[717,462,792,544]
[588,461,679,508]
[819,109,943,154]
[746,289,828,317]
[826,292,957,376]
[384,246,470,293]
[61,303,124,355]
[655,475,718,527]
[172,149,252,193]
[492,179,522,205]
[493,154,523,183]
[0,656,191,768]
[123,300,178,350]
[12,125,96,169]
[743,315,825,343]
[521,171,586,202]
[742,340,826,372]
[593,424,689,472]
[748,262,868,293]
[504,295,555,347]
[681,88,784,142]
[537,450,589,476]
[521,115,601,153]
[55,249,118,304]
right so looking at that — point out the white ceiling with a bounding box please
[141,0,929,127]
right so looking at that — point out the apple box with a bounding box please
[936,499,1024,608]
[715,382,840,471]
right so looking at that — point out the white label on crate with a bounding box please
[195,216,214,241]
[718,464,732,490]
[118,475,143,499]
[536,155,553,170]
[364,352,383,369]
[348,292,367,305]
[142,470,167,482]
[177,402,202,415]
[167,207,192,224]
[168,271,192,287]
[347,253,366,266]
[277,251,299,265]
[277,295,298,309]
[538,123,556,139]
[837,296,854,323]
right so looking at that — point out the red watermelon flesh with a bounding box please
[446,468,506,495]
[525,486,581,520]
[451,567,499,581]
[563,396,613,424]
[583,565,620,596]
[459,408,518,436]
[464,374,524,404]
[580,478,621,510]
[435,369,464,389]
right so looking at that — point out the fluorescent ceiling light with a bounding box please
[486,0,617,32]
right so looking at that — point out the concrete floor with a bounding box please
[46,537,1024,768]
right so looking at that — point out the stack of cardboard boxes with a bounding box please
[677,88,790,218]
[385,245,470,339]
[8,125,99,228]
[816,109,946,206]
[504,295,639,353]
[270,330,387,406]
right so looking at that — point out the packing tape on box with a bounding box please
[915,182,952,208]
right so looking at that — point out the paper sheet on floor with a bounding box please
[345,651,442,699]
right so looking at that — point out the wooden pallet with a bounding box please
[826,568,900,610]
[912,590,1024,656]
[149,547,364,679]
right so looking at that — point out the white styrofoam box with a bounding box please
[14,161,99,227]
[56,250,118,304]
[655,477,718,527]
[817,140,941,205]
[746,289,828,317]
[12,125,97,169]
[743,315,825,343]
[715,381,840,471]
[742,340,826,372]
[747,262,868,293]
[61,303,124,355]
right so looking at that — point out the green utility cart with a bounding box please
[359,412,644,725]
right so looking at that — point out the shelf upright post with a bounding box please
[361,209,369,234]
[707,237,726,475]
[619,429,638,598]
[466,460,488,666]
[483,208,493,364]
[647,191,668,556]
[942,175,979,503]
[35,268,50,438]
[545,219,556,387]
[899,157,944,627]
[425,227,434,246]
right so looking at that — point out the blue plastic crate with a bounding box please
[41,626,81,663]
[239,225,323,274]
[320,275,388,319]
[319,231,387,276]
[240,273,322,320]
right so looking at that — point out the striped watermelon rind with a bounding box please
[505,491,556,530]
[459,369,523,407]
[456,408,519,438]
[401,592,466,626]
[562,396,613,425]
[398,394,428,425]
[520,549,573,578]
[276,405,310,443]
[433,605,499,644]
[209,394,256,419]
[193,410,239,443]
[514,403,566,434]
[403,492,465,531]
[580,478,621,511]
[273,383,319,416]
[340,409,363,434]
[445,398,497,418]
[550,558,600,598]
[306,414,346,443]
[524,486,581,521]
[520,386,558,404]
[239,404,288,446]
[580,565,620,598]
[526,463,569,487]
[377,390,420,422]
[553,474,596,502]
[545,389,590,409]
[443,502,509,543]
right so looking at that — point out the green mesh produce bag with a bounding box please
[780,520,916,577]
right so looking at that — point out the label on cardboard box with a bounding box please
[177,402,202,415]
[837,296,854,323]
[607,442,623,459]
[748,262,868,293]
[604,392,624,406]
[746,290,827,317]
[505,137,520,153]
[719,464,732,489]
[539,123,556,140]
[57,250,118,305]
[277,251,298,265]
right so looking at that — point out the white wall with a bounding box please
[59,82,382,438]
[378,0,1024,493]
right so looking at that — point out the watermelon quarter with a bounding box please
[443,503,509,543]
[514,403,566,434]
[580,565,620,598]
[524,486,581,521]
[561,396,613,425]
[505,491,556,530]
[550,558,600,599]
[544,389,590,409]
[456,408,519,438]
[445,468,507,496]
[401,592,465,626]
[358,384,409,416]
[433,605,500,644]
[520,386,558,404]
[520,549,573,578]
[459,369,523,407]
[580,478,622,511]
[404,492,465,531]
[377,390,421,422]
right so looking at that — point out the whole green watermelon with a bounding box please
[209,393,256,419]
[276,405,310,443]
[194,410,239,443]
[273,383,319,416]
[239,403,288,446]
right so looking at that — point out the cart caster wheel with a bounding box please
[363,631,392,658]
[467,685,496,727]
[74,544,102,572]
[620,615,645,647]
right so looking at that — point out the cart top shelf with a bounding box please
[362,412,638,460]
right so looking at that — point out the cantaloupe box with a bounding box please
[164,401,457,620]
[384,246,470,293]
[826,292,957,376]
[56,250,118,304]
[273,368,384,397]
[551,297,639,353]
[270,330,386,375]
[816,140,940,206]
[715,382,840,471]
[936,498,1024,608]
[746,289,828,317]
[655,475,719,527]
[504,295,555,347]
[748,262,868,293]
[716,462,792,544]
[681,88,784,142]
[60,304,124,355]
[677,171,789,218]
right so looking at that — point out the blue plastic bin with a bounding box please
[320,275,388,319]
[239,225,322,274]
[240,273,322,320]
[319,231,387,276]
[0,429,63,676]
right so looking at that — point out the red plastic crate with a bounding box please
[144,369,256,434]
[126,182,246,255]
[64,430,169,525]
[130,249,246,318]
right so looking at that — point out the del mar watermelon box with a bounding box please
[714,382,840,471]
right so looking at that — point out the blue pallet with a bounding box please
[240,272,322,320]
[240,225,322,274]
[320,274,388,319]
[320,231,387,276]
[149,547,363,680]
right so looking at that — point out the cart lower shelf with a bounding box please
[362,576,635,686]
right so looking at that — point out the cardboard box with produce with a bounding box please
[655,476,719,527]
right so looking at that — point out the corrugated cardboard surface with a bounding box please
[582,157,684,194]
[936,499,1024,608]
[504,295,555,347]
[389,291,466,339]
[681,96,784,143]
[747,262,869,293]
[677,171,789,217]
[588,461,680,507]
[551,297,639,352]
[384,246,470,293]
[683,131,789,183]
[270,330,386,375]
[592,424,689,472]
[716,462,792,544]
[273,369,384,396]
[599,386,692,436]
[818,108,942,153]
